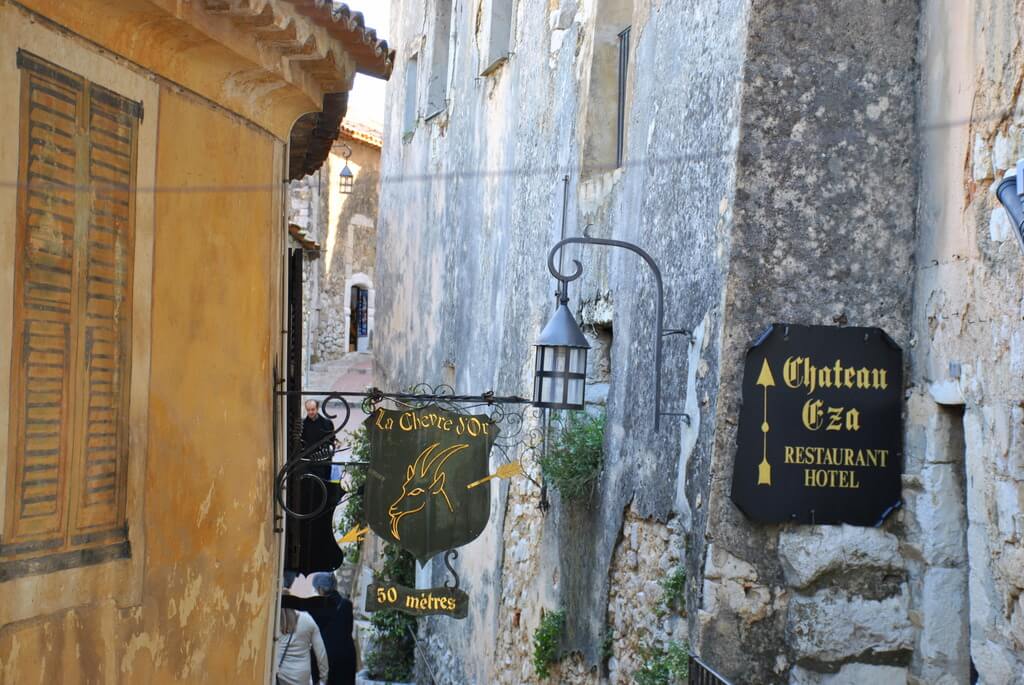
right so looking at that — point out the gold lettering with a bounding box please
[857,368,870,388]
[873,368,888,389]
[784,446,795,464]
[846,408,861,431]
[819,367,833,389]
[783,356,803,390]
[802,399,825,430]
[826,407,843,431]
[844,368,855,387]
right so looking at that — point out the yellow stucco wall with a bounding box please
[0,4,285,682]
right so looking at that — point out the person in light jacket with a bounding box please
[276,606,328,685]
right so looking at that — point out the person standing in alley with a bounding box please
[302,399,337,474]
[307,572,357,685]
[276,602,328,685]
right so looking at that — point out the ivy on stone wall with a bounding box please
[532,609,565,679]
[635,641,689,685]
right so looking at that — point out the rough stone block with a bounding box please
[973,134,992,181]
[917,463,967,566]
[995,479,1022,542]
[971,639,1021,685]
[786,587,913,661]
[789,663,907,685]
[993,131,1015,174]
[990,207,1013,243]
[778,525,902,588]
[920,567,969,673]
[702,545,773,625]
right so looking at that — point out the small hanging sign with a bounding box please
[730,324,903,526]
[365,582,469,619]
[363,405,499,564]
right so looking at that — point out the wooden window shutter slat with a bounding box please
[6,62,84,544]
[68,84,136,534]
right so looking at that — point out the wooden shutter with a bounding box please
[68,84,136,537]
[5,53,138,556]
[5,58,84,546]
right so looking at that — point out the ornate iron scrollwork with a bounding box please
[273,387,546,522]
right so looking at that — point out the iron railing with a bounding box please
[689,654,733,685]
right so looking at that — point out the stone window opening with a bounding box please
[583,320,613,409]
[425,0,454,120]
[919,401,975,684]
[480,0,516,76]
[2,51,138,579]
[402,53,418,136]
[581,0,635,177]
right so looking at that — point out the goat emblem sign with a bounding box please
[364,405,498,563]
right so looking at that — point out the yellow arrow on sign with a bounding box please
[466,461,525,489]
[756,359,775,486]
[338,525,369,544]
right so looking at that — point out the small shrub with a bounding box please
[539,411,606,502]
[635,641,689,685]
[532,609,565,679]
[364,610,415,682]
[364,542,416,682]
[660,567,687,616]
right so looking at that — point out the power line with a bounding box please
[0,109,1015,194]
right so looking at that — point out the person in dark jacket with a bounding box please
[307,572,357,685]
[301,399,337,476]
[296,399,345,571]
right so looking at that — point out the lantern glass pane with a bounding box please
[556,347,569,373]
[567,377,585,407]
[541,376,560,404]
[569,348,587,374]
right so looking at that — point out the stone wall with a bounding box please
[908,0,1024,681]
[377,0,1024,684]
[379,0,747,681]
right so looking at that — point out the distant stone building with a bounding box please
[290,122,382,371]
[374,1,1024,684]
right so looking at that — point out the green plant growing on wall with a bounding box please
[539,411,606,502]
[635,641,690,685]
[364,542,417,682]
[532,609,565,679]
[658,567,687,616]
[336,427,369,563]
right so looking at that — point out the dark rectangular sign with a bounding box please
[365,582,469,619]
[730,324,903,525]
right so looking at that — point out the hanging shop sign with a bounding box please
[730,324,903,526]
[365,582,469,619]
[364,405,499,563]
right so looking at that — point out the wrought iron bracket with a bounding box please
[273,386,542,521]
[547,236,692,431]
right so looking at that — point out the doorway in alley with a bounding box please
[349,285,368,352]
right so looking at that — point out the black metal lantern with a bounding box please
[339,143,354,194]
[533,301,590,410]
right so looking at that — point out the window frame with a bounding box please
[1,50,139,580]
[480,0,516,76]
[424,0,454,121]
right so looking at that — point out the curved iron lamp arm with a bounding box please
[547,236,690,432]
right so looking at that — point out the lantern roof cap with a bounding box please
[536,302,591,349]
